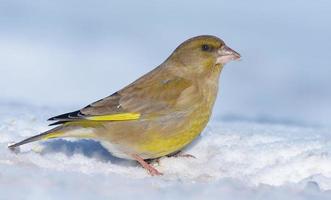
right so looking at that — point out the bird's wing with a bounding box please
[48,69,194,126]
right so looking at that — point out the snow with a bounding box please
[1,104,331,199]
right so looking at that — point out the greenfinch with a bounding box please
[9,35,240,175]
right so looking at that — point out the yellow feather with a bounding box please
[43,132,64,140]
[86,113,141,121]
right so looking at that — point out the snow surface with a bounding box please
[1,104,331,200]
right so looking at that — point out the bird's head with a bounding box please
[166,35,241,77]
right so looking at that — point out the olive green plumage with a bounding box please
[9,35,240,175]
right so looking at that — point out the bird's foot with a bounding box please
[170,151,196,159]
[132,154,163,176]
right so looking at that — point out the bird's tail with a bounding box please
[8,126,66,149]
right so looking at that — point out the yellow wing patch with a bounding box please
[43,132,65,140]
[86,113,141,121]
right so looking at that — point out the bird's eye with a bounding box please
[201,44,212,52]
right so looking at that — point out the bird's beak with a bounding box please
[216,45,241,65]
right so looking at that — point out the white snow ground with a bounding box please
[1,103,331,200]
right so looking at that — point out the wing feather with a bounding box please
[48,68,194,126]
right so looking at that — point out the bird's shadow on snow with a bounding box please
[39,137,202,167]
[40,139,137,167]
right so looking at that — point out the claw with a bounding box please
[176,153,196,159]
[170,151,196,159]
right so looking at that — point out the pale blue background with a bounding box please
[0,0,330,126]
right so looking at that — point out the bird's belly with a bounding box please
[98,111,211,160]
[140,119,210,159]
[100,141,134,160]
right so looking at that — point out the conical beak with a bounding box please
[216,45,241,65]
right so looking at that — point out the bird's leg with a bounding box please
[169,151,196,159]
[132,154,163,176]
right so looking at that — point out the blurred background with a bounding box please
[0,0,330,126]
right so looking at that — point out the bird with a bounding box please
[8,35,240,176]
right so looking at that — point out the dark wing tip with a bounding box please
[48,110,82,121]
[48,121,68,126]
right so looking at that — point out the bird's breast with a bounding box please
[98,76,221,159]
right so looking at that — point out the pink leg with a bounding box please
[132,154,163,176]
